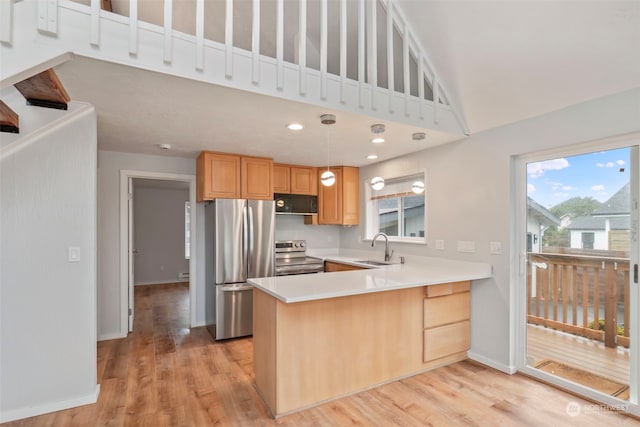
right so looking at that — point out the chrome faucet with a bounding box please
[371,232,394,262]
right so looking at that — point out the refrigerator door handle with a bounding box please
[243,205,249,277]
[247,205,254,275]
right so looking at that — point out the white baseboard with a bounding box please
[98,331,127,342]
[468,351,517,375]
[134,280,189,286]
[0,385,100,423]
[190,320,207,328]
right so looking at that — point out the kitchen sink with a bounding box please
[354,260,391,266]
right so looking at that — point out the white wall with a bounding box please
[0,103,98,421]
[341,88,640,372]
[97,151,199,339]
[275,215,341,249]
[133,186,189,285]
[570,230,608,250]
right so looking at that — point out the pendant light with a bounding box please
[371,176,385,191]
[412,180,425,194]
[320,114,336,187]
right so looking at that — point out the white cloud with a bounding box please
[592,184,605,191]
[527,183,536,194]
[596,162,615,168]
[617,159,626,166]
[527,158,569,178]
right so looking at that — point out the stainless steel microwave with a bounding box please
[274,194,318,215]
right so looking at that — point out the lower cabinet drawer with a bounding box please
[423,320,470,362]
[424,292,470,328]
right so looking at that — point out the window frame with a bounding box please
[364,171,427,244]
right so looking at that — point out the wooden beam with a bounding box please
[0,100,19,133]
[14,69,70,110]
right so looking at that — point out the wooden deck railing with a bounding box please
[527,252,630,348]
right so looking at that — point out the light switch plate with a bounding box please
[435,240,445,250]
[68,246,80,262]
[490,241,502,255]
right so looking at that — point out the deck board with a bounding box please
[527,324,630,387]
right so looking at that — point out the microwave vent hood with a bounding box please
[275,193,318,215]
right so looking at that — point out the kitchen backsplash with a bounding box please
[275,215,340,249]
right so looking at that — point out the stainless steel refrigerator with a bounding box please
[205,199,275,340]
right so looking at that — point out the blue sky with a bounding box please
[527,147,630,208]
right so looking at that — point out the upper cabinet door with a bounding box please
[290,166,318,195]
[241,156,274,200]
[318,167,343,224]
[273,164,291,194]
[341,167,359,225]
[197,152,241,201]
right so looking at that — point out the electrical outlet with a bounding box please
[490,241,502,255]
[435,240,445,250]
[68,246,80,262]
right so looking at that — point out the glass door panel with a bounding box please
[525,146,635,403]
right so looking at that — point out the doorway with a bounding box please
[119,170,196,335]
[516,136,640,415]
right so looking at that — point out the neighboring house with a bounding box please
[527,197,561,253]
[566,183,630,251]
[559,214,573,229]
[378,196,425,238]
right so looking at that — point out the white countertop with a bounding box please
[249,254,492,303]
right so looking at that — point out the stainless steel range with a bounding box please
[275,240,324,276]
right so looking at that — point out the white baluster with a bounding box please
[403,23,410,117]
[276,0,284,90]
[358,0,364,108]
[418,54,424,120]
[90,0,99,46]
[339,0,346,104]
[386,0,394,113]
[433,76,440,124]
[129,0,138,56]
[1,0,13,44]
[320,0,327,100]
[225,0,233,78]
[252,0,260,84]
[195,0,204,70]
[367,0,377,110]
[164,0,173,63]
[298,0,307,95]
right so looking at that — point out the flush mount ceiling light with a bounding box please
[287,123,304,131]
[412,181,425,194]
[367,154,378,160]
[371,124,385,134]
[371,137,384,144]
[412,132,426,141]
[157,143,171,150]
[320,114,336,187]
[370,176,385,191]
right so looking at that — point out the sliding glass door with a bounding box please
[518,139,640,415]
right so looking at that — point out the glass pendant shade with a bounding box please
[412,181,425,194]
[321,170,336,187]
[371,176,385,191]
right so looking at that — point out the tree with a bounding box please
[549,196,601,219]
[542,197,601,248]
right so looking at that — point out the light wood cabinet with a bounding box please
[318,166,359,225]
[241,156,274,200]
[273,164,291,193]
[196,151,241,201]
[324,261,366,272]
[197,151,273,201]
[423,281,471,363]
[273,164,318,195]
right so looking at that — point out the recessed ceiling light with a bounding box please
[412,132,426,141]
[287,123,304,131]
[157,143,171,150]
[371,137,384,144]
[367,154,378,160]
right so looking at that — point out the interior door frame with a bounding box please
[119,170,197,336]
[514,132,640,416]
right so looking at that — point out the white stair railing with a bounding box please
[8,0,469,135]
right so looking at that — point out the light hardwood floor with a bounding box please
[3,282,639,427]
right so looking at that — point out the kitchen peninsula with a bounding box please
[249,257,492,417]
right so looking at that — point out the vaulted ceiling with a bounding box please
[56,1,640,165]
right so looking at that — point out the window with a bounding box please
[365,173,426,243]
[185,201,191,259]
[581,232,594,249]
